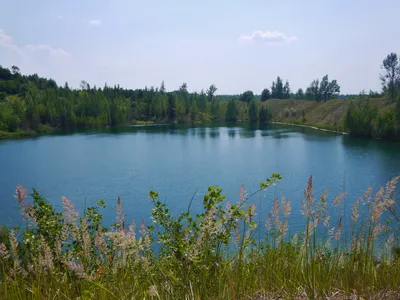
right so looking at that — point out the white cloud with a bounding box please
[58,15,64,19]
[88,19,101,26]
[0,29,24,56]
[0,28,70,58]
[26,44,70,57]
[239,30,298,45]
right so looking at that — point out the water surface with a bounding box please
[1,124,399,234]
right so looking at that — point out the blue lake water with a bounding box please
[0,124,399,236]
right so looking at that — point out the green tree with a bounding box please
[198,90,207,113]
[396,97,400,133]
[319,75,340,102]
[271,77,283,99]
[240,90,254,103]
[11,65,20,75]
[283,80,291,99]
[380,53,400,102]
[306,79,320,101]
[259,105,271,124]
[225,99,237,122]
[248,99,258,123]
[260,88,271,102]
[295,88,304,100]
[211,99,220,121]
[167,94,175,121]
[206,84,217,102]
[160,81,166,94]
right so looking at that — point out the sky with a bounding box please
[1,0,399,95]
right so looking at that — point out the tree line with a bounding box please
[0,66,276,133]
[257,75,341,102]
[345,52,400,141]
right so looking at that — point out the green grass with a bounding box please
[1,177,400,299]
[0,130,38,140]
[265,98,387,133]
[134,120,155,125]
[0,125,54,140]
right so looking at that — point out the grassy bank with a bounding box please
[1,174,400,299]
[265,98,386,133]
[0,124,54,140]
[0,130,38,140]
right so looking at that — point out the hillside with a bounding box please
[264,98,388,133]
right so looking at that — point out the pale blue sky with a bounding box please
[1,0,399,94]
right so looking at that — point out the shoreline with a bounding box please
[0,122,350,141]
[270,121,348,135]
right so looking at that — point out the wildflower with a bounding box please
[265,213,272,231]
[128,220,137,237]
[237,184,248,206]
[9,230,21,272]
[338,254,344,268]
[316,190,328,221]
[95,225,107,259]
[335,217,342,241]
[62,196,80,242]
[80,220,91,261]
[148,285,158,297]
[245,203,256,223]
[140,219,147,237]
[39,235,54,271]
[363,186,372,204]
[291,233,299,245]
[116,196,126,231]
[308,218,319,234]
[279,221,288,238]
[225,201,233,219]
[62,196,79,224]
[383,176,399,205]
[333,192,346,207]
[0,243,9,259]
[385,233,394,252]
[351,198,361,223]
[233,222,241,247]
[141,256,150,272]
[304,176,314,203]
[65,261,94,280]
[272,197,281,230]
[323,216,331,228]
[324,237,331,249]
[328,227,335,240]
[373,224,384,239]
[201,207,217,239]
[281,195,291,218]
[14,184,28,211]
[301,176,315,218]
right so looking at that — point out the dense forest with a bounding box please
[1,52,400,140]
[0,66,276,134]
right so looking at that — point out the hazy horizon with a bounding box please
[1,0,399,94]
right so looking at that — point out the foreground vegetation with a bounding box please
[1,174,400,299]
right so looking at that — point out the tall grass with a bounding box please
[0,174,399,299]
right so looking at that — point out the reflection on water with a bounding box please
[1,123,399,236]
[41,123,348,142]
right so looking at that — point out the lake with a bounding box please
[0,124,399,235]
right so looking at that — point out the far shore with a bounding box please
[270,121,348,135]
